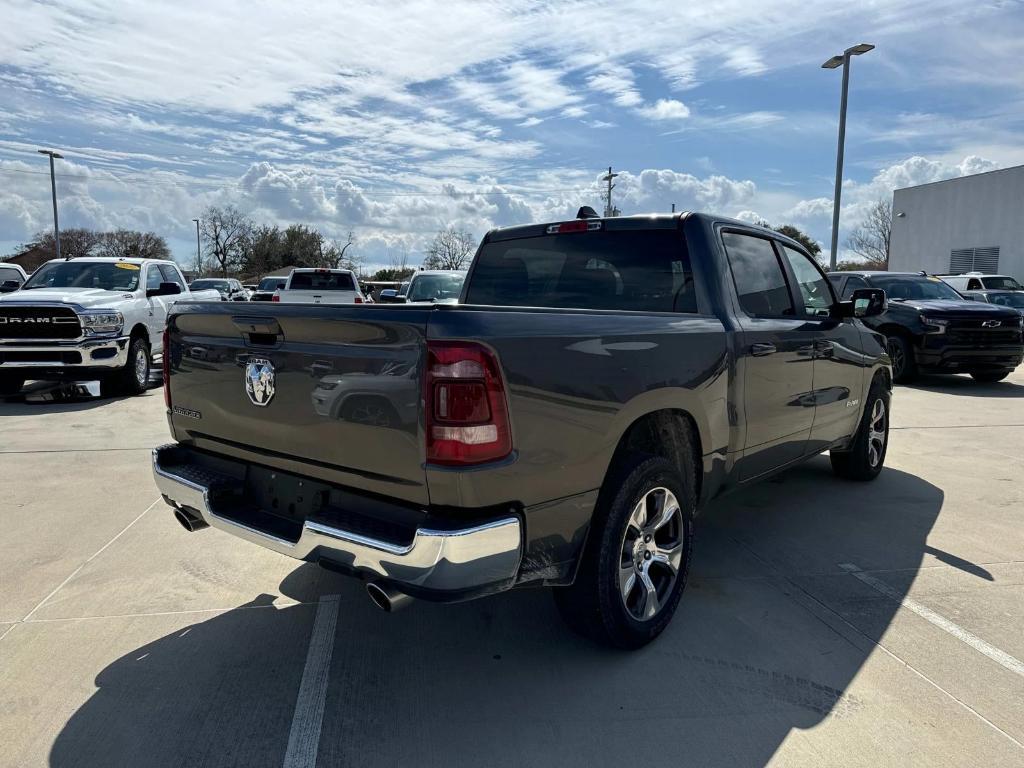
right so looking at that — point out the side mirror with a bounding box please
[148,281,182,298]
[850,288,886,318]
[0,280,21,293]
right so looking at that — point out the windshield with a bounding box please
[987,292,1024,308]
[191,279,229,292]
[408,273,466,302]
[23,261,140,291]
[258,278,286,291]
[869,275,964,301]
[289,272,355,290]
[983,276,1023,290]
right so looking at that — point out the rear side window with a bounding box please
[722,232,794,317]
[465,229,697,312]
[290,272,355,291]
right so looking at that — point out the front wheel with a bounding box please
[886,334,917,384]
[970,370,1010,383]
[831,382,890,481]
[114,336,151,395]
[554,454,695,649]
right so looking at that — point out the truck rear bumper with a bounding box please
[152,444,523,599]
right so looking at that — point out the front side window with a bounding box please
[983,276,1023,290]
[0,266,23,285]
[841,275,869,299]
[465,229,696,313]
[722,232,794,317]
[779,245,833,317]
[146,266,162,291]
[159,264,185,288]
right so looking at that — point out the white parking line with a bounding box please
[839,563,1024,678]
[0,497,161,642]
[283,594,340,768]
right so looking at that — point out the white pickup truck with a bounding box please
[273,268,365,304]
[0,257,220,397]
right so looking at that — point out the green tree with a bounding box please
[29,228,103,259]
[774,225,821,257]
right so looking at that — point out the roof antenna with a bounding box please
[576,206,600,220]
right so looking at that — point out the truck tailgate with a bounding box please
[166,302,431,505]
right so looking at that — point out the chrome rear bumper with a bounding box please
[152,444,522,595]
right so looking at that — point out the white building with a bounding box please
[888,164,1024,280]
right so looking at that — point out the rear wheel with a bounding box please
[554,453,695,650]
[970,370,1010,383]
[886,334,916,384]
[0,375,25,397]
[831,381,890,481]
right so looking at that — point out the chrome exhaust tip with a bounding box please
[173,507,209,533]
[366,581,413,613]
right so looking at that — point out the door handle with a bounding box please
[750,343,777,357]
[815,340,835,357]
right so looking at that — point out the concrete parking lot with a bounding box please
[1,373,1022,768]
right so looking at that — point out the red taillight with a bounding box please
[425,341,511,466]
[354,296,363,304]
[162,327,171,408]
[271,293,280,302]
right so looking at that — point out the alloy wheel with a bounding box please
[618,487,684,621]
[867,398,887,467]
[134,346,149,387]
[886,338,904,379]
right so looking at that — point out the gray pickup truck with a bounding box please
[153,211,891,648]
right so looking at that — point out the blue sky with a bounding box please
[2,0,1023,271]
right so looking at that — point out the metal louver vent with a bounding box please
[950,246,999,273]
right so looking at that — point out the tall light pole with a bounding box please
[192,218,202,275]
[823,43,874,269]
[37,149,64,259]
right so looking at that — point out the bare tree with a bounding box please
[30,228,103,259]
[323,231,355,269]
[845,199,892,268]
[200,205,251,276]
[423,227,475,270]
[99,229,171,260]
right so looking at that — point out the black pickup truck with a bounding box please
[827,271,1024,383]
[153,212,892,649]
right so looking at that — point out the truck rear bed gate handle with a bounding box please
[232,316,283,345]
[750,343,777,357]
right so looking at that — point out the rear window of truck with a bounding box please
[465,229,696,312]
[289,272,356,290]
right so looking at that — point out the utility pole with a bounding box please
[192,218,202,275]
[601,166,620,217]
[822,43,874,269]
[37,149,64,259]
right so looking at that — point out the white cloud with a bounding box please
[636,99,691,121]
[586,66,643,108]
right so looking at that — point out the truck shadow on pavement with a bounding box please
[51,459,944,768]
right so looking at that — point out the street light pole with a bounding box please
[823,43,874,269]
[37,149,64,259]
[192,218,202,275]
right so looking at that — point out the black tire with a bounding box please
[115,336,151,395]
[886,334,917,384]
[0,375,25,397]
[831,380,890,481]
[970,370,1010,383]
[554,452,695,650]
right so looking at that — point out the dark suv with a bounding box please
[828,271,1024,383]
